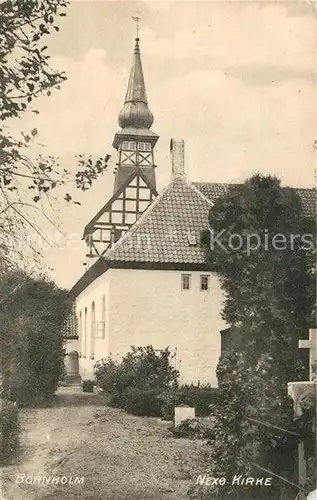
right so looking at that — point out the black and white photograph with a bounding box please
[0,1,316,499]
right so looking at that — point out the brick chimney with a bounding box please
[170,138,185,178]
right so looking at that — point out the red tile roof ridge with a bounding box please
[188,179,215,205]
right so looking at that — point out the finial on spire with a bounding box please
[117,23,154,130]
[132,15,141,39]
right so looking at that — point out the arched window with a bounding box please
[101,294,106,339]
[91,301,96,337]
[83,307,87,357]
[78,311,82,356]
[90,301,96,359]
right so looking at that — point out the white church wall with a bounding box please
[74,267,227,385]
[75,272,110,380]
[107,268,227,386]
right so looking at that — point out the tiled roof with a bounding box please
[70,176,315,297]
[194,182,316,219]
[101,179,316,265]
[293,188,316,219]
[103,175,212,265]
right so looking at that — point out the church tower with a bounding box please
[113,36,159,191]
[83,36,159,260]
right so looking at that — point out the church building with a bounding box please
[67,36,315,385]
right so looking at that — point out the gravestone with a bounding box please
[174,405,195,428]
[299,329,317,381]
[288,329,317,491]
[307,490,317,500]
[65,350,81,386]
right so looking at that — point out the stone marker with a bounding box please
[307,490,317,500]
[174,405,195,428]
[298,329,317,381]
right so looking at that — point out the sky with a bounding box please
[16,0,317,288]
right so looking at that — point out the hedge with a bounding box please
[0,398,20,465]
[110,386,220,419]
[160,386,220,420]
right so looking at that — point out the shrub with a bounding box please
[94,346,179,417]
[173,417,212,439]
[94,356,124,395]
[0,398,20,465]
[123,388,163,417]
[82,380,94,393]
[178,384,219,417]
[94,346,179,395]
[159,390,180,421]
[159,384,219,421]
[0,272,70,406]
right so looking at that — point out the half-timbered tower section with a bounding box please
[83,36,159,260]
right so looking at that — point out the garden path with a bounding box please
[2,387,207,500]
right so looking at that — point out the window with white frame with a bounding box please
[121,141,136,151]
[137,142,151,151]
[181,274,191,290]
[200,275,210,291]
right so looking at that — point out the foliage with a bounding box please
[160,384,219,421]
[0,0,109,197]
[0,270,71,406]
[0,398,20,465]
[173,417,213,440]
[94,346,179,416]
[82,380,95,393]
[0,0,109,267]
[295,397,316,491]
[122,388,163,417]
[200,175,316,499]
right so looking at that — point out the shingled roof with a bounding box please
[70,176,315,297]
[194,182,316,219]
[104,179,315,265]
[103,175,211,265]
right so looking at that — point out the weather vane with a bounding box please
[132,14,141,38]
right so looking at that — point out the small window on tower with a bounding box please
[129,141,136,150]
[145,143,151,151]
[138,142,145,151]
[200,275,210,291]
[181,274,191,291]
[122,141,129,150]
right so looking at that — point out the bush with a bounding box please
[94,346,179,395]
[173,417,213,439]
[159,384,219,421]
[94,346,179,417]
[0,272,70,406]
[82,380,94,393]
[0,398,20,465]
[178,384,219,417]
[123,388,163,417]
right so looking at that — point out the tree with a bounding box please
[0,269,71,405]
[0,0,109,267]
[201,175,316,499]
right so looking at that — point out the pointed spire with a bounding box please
[118,37,154,130]
[124,38,147,104]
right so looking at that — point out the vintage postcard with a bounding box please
[0,1,316,500]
